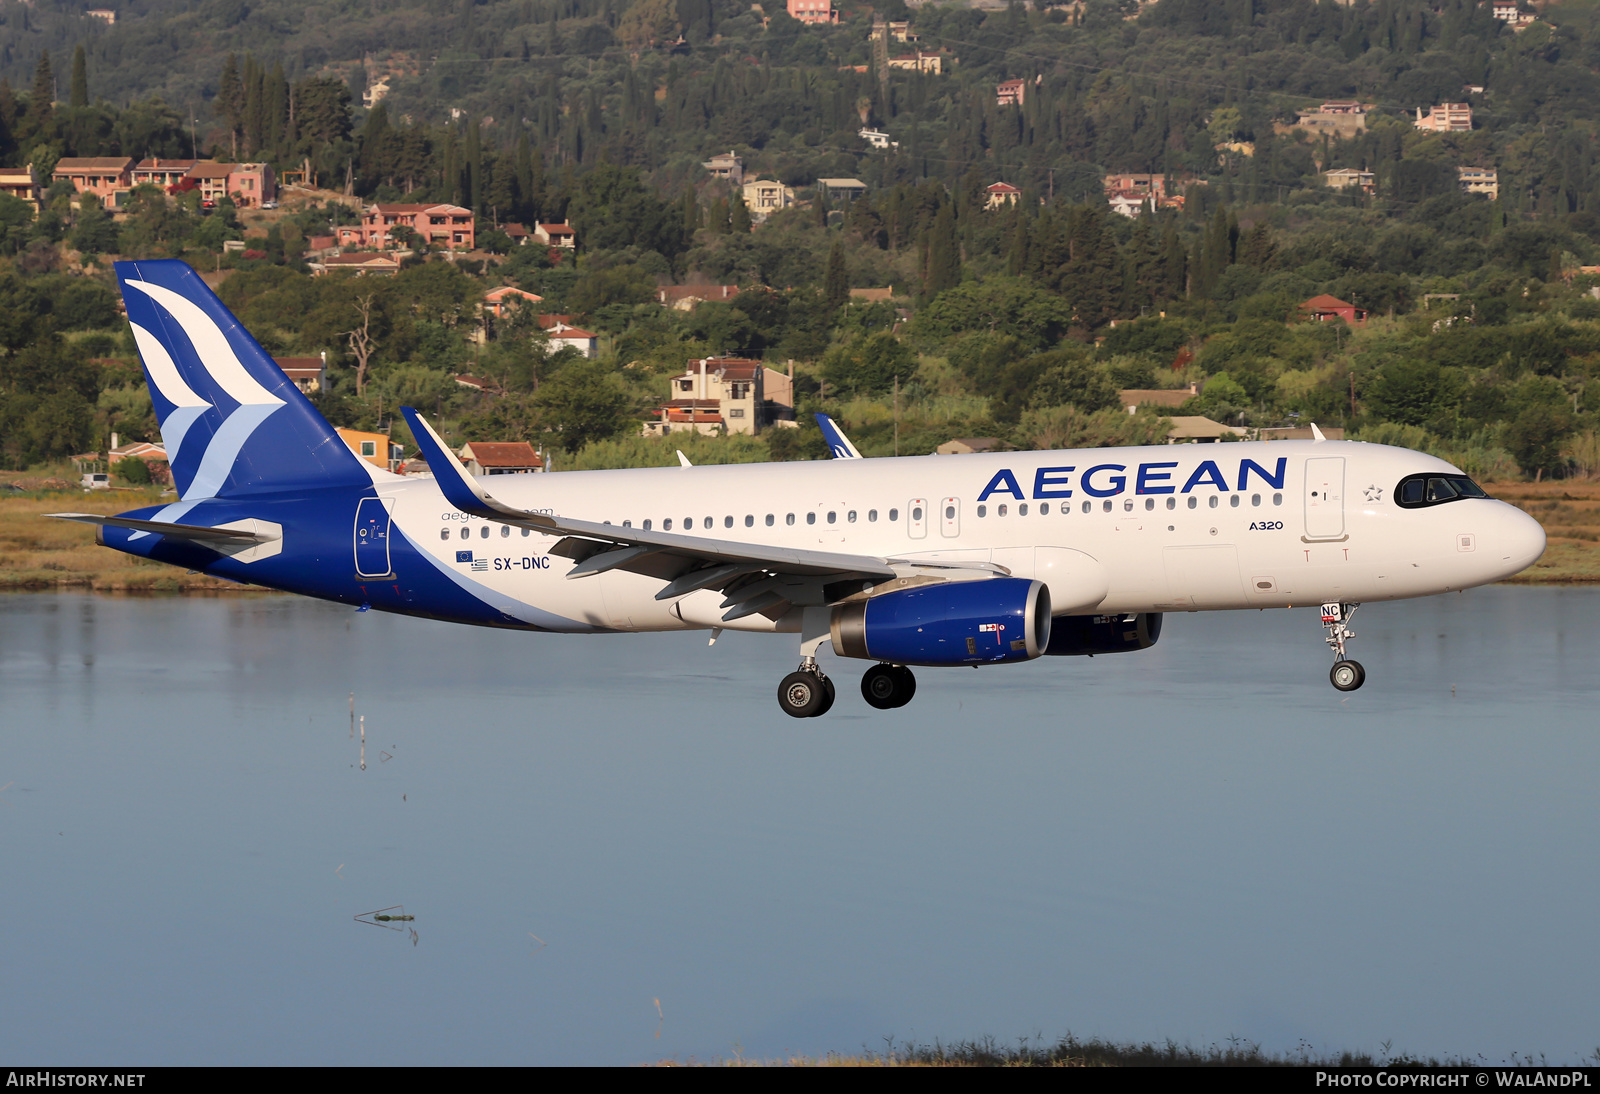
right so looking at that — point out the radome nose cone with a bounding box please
[1501,503,1547,573]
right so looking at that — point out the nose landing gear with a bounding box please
[1322,601,1365,692]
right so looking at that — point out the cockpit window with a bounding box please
[1396,474,1489,508]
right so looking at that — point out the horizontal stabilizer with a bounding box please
[48,512,270,543]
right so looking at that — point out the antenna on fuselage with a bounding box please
[1310,423,1327,442]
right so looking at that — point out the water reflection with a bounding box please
[1,589,1598,1065]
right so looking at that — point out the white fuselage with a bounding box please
[376,440,1546,633]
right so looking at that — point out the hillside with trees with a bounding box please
[3,0,1600,487]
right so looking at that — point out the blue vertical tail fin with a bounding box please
[115,259,377,499]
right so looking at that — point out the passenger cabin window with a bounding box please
[786,513,795,526]
[977,505,987,518]
[664,519,673,530]
[889,509,899,521]
[439,529,449,541]
[459,526,469,539]
[745,515,754,527]
[807,512,817,525]
[1019,503,1029,516]
[997,504,1008,517]
[766,514,775,526]
[868,510,878,522]
[643,520,652,530]
[1396,474,1489,508]
[911,506,922,521]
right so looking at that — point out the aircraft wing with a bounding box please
[402,407,1001,621]
[815,413,863,459]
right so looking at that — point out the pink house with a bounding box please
[786,0,838,24]
[53,157,134,202]
[133,158,198,189]
[338,204,476,250]
[185,162,277,207]
[997,79,1026,107]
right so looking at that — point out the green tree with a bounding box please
[69,46,87,109]
[824,240,848,310]
[535,360,631,452]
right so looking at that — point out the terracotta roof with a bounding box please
[321,254,401,266]
[186,162,236,179]
[547,325,597,340]
[371,203,471,215]
[135,158,197,171]
[274,356,323,369]
[666,411,722,423]
[986,182,1021,193]
[461,441,542,467]
[537,222,574,234]
[1302,294,1357,310]
[536,314,575,329]
[55,157,134,172]
[484,286,544,303]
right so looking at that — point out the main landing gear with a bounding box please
[1321,601,1366,692]
[778,658,836,718]
[861,663,916,710]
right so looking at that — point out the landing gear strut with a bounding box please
[1321,601,1366,692]
[778,657,835,718]
[861,663,917,709]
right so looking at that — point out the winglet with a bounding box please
[1310,422,1327,442]
[402,406,515,519]
[814,413,863,459]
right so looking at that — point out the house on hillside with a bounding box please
[742,178,796,222]
[1324,168,1375,193]
[0,167,39,208]
[132,158,197,189]
[533,222,575,249]
[656,285,741,310]
[1414,103,1472,132]
[337,428,404,471]
[1300,294,1367,324]
[459,441,544,476]
[53,158,134,204]
[642,358,795,438]
[1458,166,1499,200]
[274,356,326,394]
[996,78,1026,107]
[702,152,744,184]
[985,182,1021,210]
[483,286,545,319]
[338,203,475,250]
[787,0,838,23]
[310,253,402,276]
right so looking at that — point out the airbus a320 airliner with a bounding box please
[52,261,1547,717]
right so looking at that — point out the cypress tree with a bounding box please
[924,203,960,298]
[69,45,87,109]
[729,191,751,234]
[29,51,53,134]
[824,240,849,309]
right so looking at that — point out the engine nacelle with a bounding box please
[1045,612,1163,656]
[830,578,1052,667]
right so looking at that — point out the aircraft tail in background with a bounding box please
[114,259,379,500]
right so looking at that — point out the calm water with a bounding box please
[1,587,1597,1065]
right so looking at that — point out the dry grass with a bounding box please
[1484,480,1600,583]
[0,482,259,592]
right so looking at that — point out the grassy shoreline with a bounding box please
[5,478,1600,591]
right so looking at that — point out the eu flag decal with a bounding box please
[456,550,473,563]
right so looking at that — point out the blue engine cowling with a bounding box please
[1045,612,1162,656]
[830,578,1052,667]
